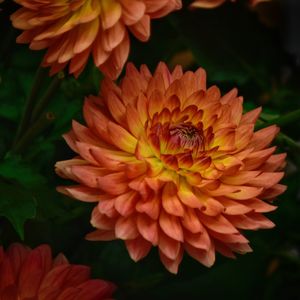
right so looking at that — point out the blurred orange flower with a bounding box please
[0,243,116,299]
[10,0,181,79]
[190,0,271,9]
[56,62,286,273]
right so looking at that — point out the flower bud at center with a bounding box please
[169,123,205,150]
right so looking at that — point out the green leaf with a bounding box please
[0,182,36,239]
[0,68,25,122]
[0,155,46,188]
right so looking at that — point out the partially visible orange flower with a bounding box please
[10,0,182,79]
[190,0,228,9]
[250,0,272,6]
[56,62,286,273]
[0,243,116,299]
[190,0,271,9]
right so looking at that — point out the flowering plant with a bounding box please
[56,62,286,273]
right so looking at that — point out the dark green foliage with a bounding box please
[0,181,36,239]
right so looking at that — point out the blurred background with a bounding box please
[0,0,299,299]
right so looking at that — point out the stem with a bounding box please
[13,66,48,146]
[12,112,55,154]
[268,109,300,127]
[276,132,300,151]
[256,109,300,130]
[30,72,64,123]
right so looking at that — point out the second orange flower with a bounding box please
[190,0,272,9]
[10,0,181,79]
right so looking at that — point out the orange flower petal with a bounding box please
[159,210,184,242]
[184,229,211,250]
[226,186,263,200]
[240,107,262,125]
[158,231,181,260]
[114,191,137,216]
[261,153,287,172]
[115,217,139,239]
[178,179,203,209]
[125,237,152,262]
[221,171,260,185]
[107,121,137,153]
[102,22,126,52]
[182,207,204,234]
[18,245,52,299]
[219,198,253,215]
[38,265,90,299]
[162,183,185,217]
[247,172,284,188]
[100,0,122,30]
[121,0,146,26]
[91,208,116,230]
[185,244,215,267]
[199,214,238,234]
[73,18,99,54]
[226,242,253,254]
[136,193,160,219]
[243,198,277,213]
[0,255,15,291]
[209,231,249,244]
[201,197,225,216]
[137,214,159,244]
[98,199,118,218]
[249,125,279,151]
[129,14,150,42]
[227,214,275,230]
[106,91,126,126]
[190,0,227,9]
[214,241,236,259]
[0,243,115,299]
[77,280,116,299]
[126,105,145,138]
[57,185,103,202]
[159,247,183,274]
[7,244,30,278]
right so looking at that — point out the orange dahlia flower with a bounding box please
[10,0,182,79]
[56,62,286,273]
[190,0,271,9]
[0,243,116,299]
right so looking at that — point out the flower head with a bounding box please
[56,62,286,273]
[10,0,181,79]
[0,243,116,299]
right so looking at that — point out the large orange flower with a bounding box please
[0,243,116,299]
[10,0,181,79]
[56,62,286,273]
[190,0,271,9]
